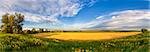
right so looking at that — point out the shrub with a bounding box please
[23,30,31,35]
[141,28,148,33]
[0,34,48,50]
[31,28,38,34]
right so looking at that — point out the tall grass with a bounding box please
[0,32,149,52]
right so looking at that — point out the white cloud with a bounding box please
[0,11,59,24]
[96,16,104,19]
[94,10,150,30]
[0,0,97,23]
[64,21,99,30]
[24,13,60,23]
[67,10,150,30]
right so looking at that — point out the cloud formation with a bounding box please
[68,10,150,30]
[0,0,97,23]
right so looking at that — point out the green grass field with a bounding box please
[0,32,149,52]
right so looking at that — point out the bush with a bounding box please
[0,32,149,52]
[141,28,148,33]
[0,34,48,50]
[23,30,31,35]
[31,28,38,34]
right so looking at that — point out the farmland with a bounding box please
[32,31,149,52]
[34,32,141,40]
[0,31,149,52]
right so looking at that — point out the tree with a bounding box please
[31,28,37,34]
[13,13,24,34]
[9,15,15,33]
[39,28,44,33]
[2,13,9,23]
[1,13,9,33]
[1,13,24,34]
[23,30,31,35]
[141,28,148,33]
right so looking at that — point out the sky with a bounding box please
[0,0,149,30]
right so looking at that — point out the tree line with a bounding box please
[23,28,52,34]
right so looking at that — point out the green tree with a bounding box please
[14,13,24,34]
[1,13,9,33]
[141,28,148,33]
[1,13,24,34]
[2,13,9,23]
[9,15,15,33]
[31,28,37,34]
[39,28,44,33]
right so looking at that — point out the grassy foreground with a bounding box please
[0,32,149,52]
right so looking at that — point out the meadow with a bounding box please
[0,31,149,52]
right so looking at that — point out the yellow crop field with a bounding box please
[34,32,141,40]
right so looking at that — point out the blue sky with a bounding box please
[0,0,149,30]
[67,0,149,23]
